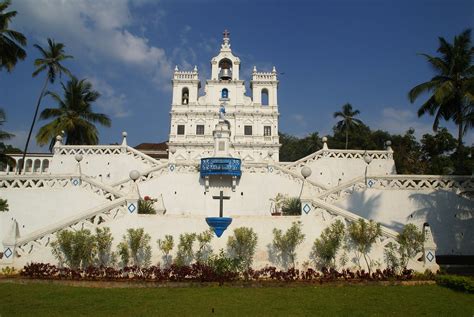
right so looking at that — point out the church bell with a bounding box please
[219,68,232,80]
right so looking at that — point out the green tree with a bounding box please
[272,221,305,268]
[0,108,14,168]
[397,224,424,269]
[408,29,474,153]
[333,103,364,149]
[175,233,196,266]
[310,219,345,269]
[21,38,72,170]
[0,0,26,72]
[36,77,111,149]
[391,129,425,174]
[117,228,152,268]
[51,229,96,269]
[195,230,213,263]
[95,227,115,267]
[157,235,174,267]
[227,227,258,271]
[347,219,382,273]
[420,128,457,174]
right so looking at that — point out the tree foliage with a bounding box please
[157,235,174,267]
[51,229,96,269]
[310,219,345,269]
[36,77,111,149]
[227,227,258,271]
[0,0,27,72]
[272,221,305,268]
[175,232,196,266]
[408,29,474,152]
[333,103,364,149]
[347,219,382,273]
[117,228,152,268]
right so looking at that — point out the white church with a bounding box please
[0,31,472,272]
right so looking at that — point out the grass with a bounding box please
[0,282,473,316]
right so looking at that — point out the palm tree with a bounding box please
[36,77,111,147]
[408,29,474,152]
[20,38,72,172]
[0,108,15,168]
[333,103,363,149]
[0,0,27,72]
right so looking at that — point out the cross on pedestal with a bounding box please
[223,29,230,39]
[213,190,230,217]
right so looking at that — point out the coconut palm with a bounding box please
[0,108,15,168]
[20,38,72,172]
[0,0,27,72]
[36,77,111,148]
[408,29,474,152]
[333,103,363,149]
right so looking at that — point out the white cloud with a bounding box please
[375,107,433,139]
[88,77,130,118]
[12,0,172,88]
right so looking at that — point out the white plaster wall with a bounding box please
[0,187,108,245]
[335,189,474,255]
[304,157,396,187]
[49,154,151,184]
[139,170,318,216]
[8,213,396,272]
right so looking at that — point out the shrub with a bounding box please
[227,227,258,271]
[272,221,305,268]
[195,230,213,263]
[310,219,345,269]
[206,249,240,284]
[0,198,8,212]
[157,235,174,267]
[281,197,301,215]
[51,229,96,269]
[397,224,424,269]
[95,227,115,267]
[1,266,16,276]
[347,219,382,273]
[436,275,474,293]
[138,199,156,214]
[383,242,400,272]
[175,233,196,266]
[117,228,152,268]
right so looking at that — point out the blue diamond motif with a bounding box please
[303,204,311,214]
[426,251,434,262]
[72,179,80,186]
[169,164,175,172]
[4,247,12,258]
[268,167,273,173]
[367,179,374,187]
[128,203,136,213]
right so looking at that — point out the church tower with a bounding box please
[168,30,280,162]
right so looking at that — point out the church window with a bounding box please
[221,88,229,99]
[264,126,271,136]
[244,125,253,136]
[181,87,189,105]
[196,125,205,135]
[261,88,269,106]
[177,125,185,135]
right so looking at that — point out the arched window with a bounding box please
[25,159,32,173]
[33,159,41,173]
[42,160,49,173]
[181,87,189,105]
[261,88,269,106]
[218,58,232,80]
[221,88,229,99]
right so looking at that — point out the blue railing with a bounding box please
[200,158,242,177]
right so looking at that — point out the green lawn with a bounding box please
[0,282,472,316]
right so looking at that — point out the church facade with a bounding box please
[168,31,280,162]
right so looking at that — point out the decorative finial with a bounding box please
[253,66,257,73]
[193,65,198,72]
[174,65,179,72]
[223,29,230,39]
[272,66,276,73]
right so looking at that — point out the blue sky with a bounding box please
[1,0,473,152]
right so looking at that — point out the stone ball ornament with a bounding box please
[56,135,63,142]
[322,136,328,143]
[129,170,140,181]
[170,147,177,154]
[386,140,392,146]
[74,154,83,162]
[301,166,312,179]
[268,149,274,157]
[363,154,373,164]
[122,131,128,137]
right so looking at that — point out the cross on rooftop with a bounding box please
[223,29,230,39]
[213,190,230,217]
